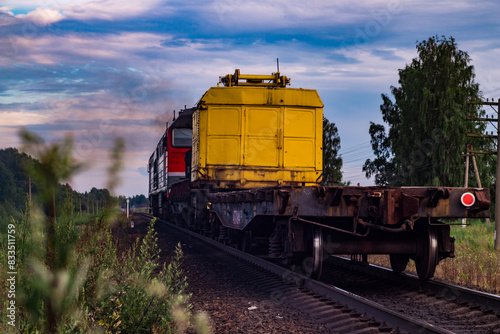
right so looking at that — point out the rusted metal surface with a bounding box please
[209,185,488,277]
[324,240,417,254]
[209,186,490,231]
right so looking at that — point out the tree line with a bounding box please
[118,194,149,209]
[0,148,146,229]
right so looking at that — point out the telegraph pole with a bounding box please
[467,98,500,251]
[462,153,469,228]
[463,144,490,226]
[497,99,500,251]
[126,198,130,218]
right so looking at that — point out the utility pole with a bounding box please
[462,153,470,228]
[126,198,130,218]
[463,144,491,226]
[496,99,499,251]
[467,98,500,251]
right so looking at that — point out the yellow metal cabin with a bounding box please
[191,69,323,189]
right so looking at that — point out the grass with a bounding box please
[438,220,499,292]
[0,207,209,333]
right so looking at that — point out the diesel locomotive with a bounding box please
[148,69,490,280]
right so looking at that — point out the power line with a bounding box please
[466,99,500,251]
[340,141,372,155]
[342,148,373,158]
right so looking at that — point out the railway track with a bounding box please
[321,257,500,333]
[138,212,500,333]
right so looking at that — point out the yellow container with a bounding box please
[191,78,323,188]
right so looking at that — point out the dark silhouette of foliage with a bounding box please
[322,116,343,185]
[364,36,493,187]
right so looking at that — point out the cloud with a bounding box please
[0,6,14,16]
[207,0,400,29]
[62,0,167,21]
[16,8,64,25]
[0,111,50,126]
[0,10,19,28]
[2,31,169,66]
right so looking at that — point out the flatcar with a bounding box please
[149,69,490,280]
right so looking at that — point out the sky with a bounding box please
[1,0,499,197]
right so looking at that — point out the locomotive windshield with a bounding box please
[172,128,192,147]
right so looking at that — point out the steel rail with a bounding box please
[139,213,457,334]
[328,256,500,313]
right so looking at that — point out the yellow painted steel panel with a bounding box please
[284,139,315,167]
[204,168,320,188]
[315,107,323,171]
[284,109,315,137]
[246,108,279,136]
[196,108,207,168]
[192,111,200,168]
[208,107,241,135]
[207,137,240,165]
[245,137,279,167]
[245,107,279,167]
[200,87,323,108]
[204,106,242,166]
[283,108,316,169]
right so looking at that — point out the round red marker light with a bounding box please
[461,192,475,207]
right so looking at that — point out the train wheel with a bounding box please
[415,225,438,280]
[302,226,323,279]
[390,254,409,274]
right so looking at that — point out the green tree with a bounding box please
[323,116,343,185]
[0,161,17,204]
[121,194,149,208]
[0,148,39,211]
[363,35,492,187]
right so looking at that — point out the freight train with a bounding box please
[148,69,490,280]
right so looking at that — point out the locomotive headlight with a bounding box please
[460,192,475,207]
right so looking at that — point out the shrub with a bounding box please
[88,218,190,333]
[0,130,211,333]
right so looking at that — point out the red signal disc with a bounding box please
[461,192,475,207]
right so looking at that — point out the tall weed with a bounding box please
[90,219,190,333]
[441,222,499,292]
[0,130,211,333]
